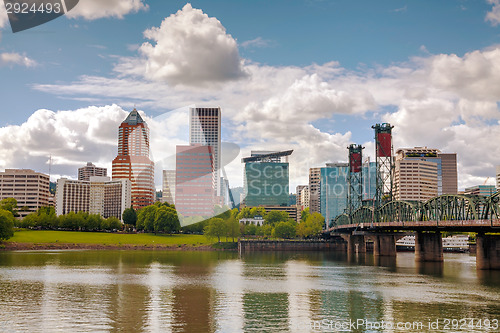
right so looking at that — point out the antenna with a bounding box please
[48,155,52,181]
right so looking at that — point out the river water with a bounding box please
[0,250,499,332]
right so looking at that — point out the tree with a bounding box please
[86,214,102,231]
[0,198,18,217]
[36,206,58,229]
[100,218,110,231]
[106,217,122,231]
[249,207,266,218]
[204,218,227,243]
[301,208,310,222]
[153,206,180,234]
[243,224,257,236]
[259,224,273,238]
[297,212,324,238]
[163,207,180,234]
[265,211,289,226]
[59,212,80,230]
[137,205,157,232]
[273,221,296,239]
[21,213,37,228]
[226,216,240,242]
[236,207,253,220]
[122,207,137,227]
[181,218,208,234]
[0,209,15,241]
[154,206,168,234]
[76,211,89,230]
[21,207,57,229]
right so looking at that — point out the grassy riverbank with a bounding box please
[2,230,214,250]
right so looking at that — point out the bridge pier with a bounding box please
[346,234,366,256]
[415,231,443,262]
[372,234,397,257]
[476,234,500,270]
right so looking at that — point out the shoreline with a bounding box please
[1,242,224,251]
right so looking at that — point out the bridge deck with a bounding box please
[329,219,500,233]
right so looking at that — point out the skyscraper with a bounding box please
[162,170,176,205]
[242,150,292,207]
[112,109,155,210]
[309,167,321,213]
[175,144,215,217]
[320,163,349,226]
[189,107,221,196]
[320,162,377,225]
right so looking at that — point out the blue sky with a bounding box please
[1,0,500,190]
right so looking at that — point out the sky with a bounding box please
[1,0,500,192]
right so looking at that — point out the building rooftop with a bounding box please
[242,150,293,163]
[325,162,349,167]
[122,109,145,126]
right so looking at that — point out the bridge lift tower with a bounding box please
[372,123,395,207]
[348,144,364,218]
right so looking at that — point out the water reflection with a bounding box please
[0,250,499,332]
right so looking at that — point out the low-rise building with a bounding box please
[258,205,299,223]
[464,185,497,197]
[56,176,131,220]
[78,162,107,181]
[239,216,264,226]
[0,169,50,218]
[496,166,500,190]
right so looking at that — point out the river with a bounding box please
[0,250,499,332]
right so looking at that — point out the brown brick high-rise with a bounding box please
[112,109,155,210]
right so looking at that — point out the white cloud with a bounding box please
[0,53,36,67]
[426,49,500,100]
[392,6,407,13]
[114,3,247,86]
[240,74,376,125]
[0,5,8,41]
[241,37,271,49]
[66,0,148,20]
[0,105,127,180]
[0,4,7,28]
[486,0,500,26]
[0,104,200,188]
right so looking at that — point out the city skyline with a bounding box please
[1,1,500,191]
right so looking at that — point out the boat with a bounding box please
[396,235,415,251]
[442,234,469,252]
[396,234,469,252]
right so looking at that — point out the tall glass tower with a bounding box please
[112,109,155,210]
[189,107,221,196]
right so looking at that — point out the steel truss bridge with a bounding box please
[329,192,500,232]
[326,192,500,269]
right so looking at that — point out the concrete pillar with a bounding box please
[347,235,366,257]
[373,234,397,257]
[476,234,500,270]
[415,231,443,262]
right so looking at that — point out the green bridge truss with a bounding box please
[330,192,500,227]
